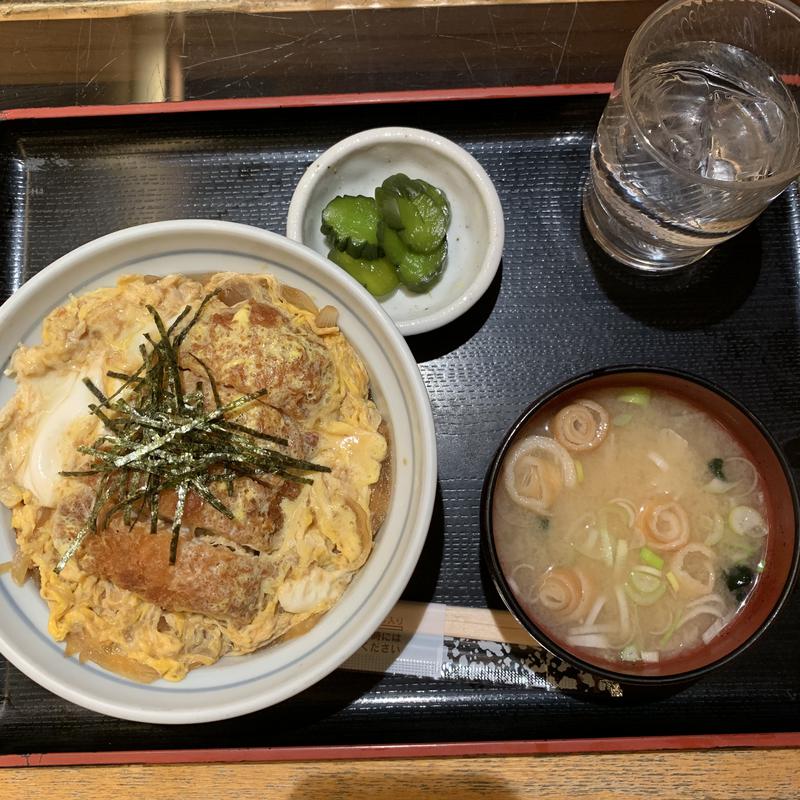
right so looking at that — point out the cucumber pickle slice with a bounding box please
[321,173,450,296]
[321,195,382,259]
[378,223,446,292]
[327,248,399,297]
[375,174,448,254]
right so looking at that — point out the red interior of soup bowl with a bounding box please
[482,367,800,684]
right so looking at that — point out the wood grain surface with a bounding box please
[3,749,800,799]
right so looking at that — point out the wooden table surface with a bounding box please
[3,748,800,799]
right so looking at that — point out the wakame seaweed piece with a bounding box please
[708,458,727,481]
[725,564,754,599]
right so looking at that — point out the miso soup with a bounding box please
[493,387,768,666]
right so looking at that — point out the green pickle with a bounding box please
[375,174,448,254]
[322,172,451,296]
[327,248,399,297]
[379,223,446,292]
[321,195,382,259]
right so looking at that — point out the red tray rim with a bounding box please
[0,83,614,122]
[2,732,799,768]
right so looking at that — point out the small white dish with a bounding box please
[0,220,436,723]
[286,127,504,336]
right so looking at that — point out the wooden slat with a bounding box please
[440,602,538,647]
[3,748,800,799]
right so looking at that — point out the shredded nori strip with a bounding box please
[55,292,330,573]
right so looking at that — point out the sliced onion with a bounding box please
[647,451,669,472]
[553,400,609,452]
[704,477,737,494]
[585,594,607,626]
[702,612,735,644]
[502,435,577,512]
[314,304,339,329]
[11,549,30,586]
[281,283,319,314]
[609,498,637,527]
[567,623,617,636]
[614,539,629,579]
[566,634,611,650]
[510,562,538,599]
[615,585,631,639]
[640,651,660,663]
[686,593,726,611]
[677,603,725,629]
[725,457,759,496]
[643,604,674,636]
[659,428,688,451]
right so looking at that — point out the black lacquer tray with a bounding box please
[1,96,799,756]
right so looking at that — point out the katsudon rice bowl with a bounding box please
[0,221,436,722]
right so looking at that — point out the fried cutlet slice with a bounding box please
[180,297,334,419]
[54,487,268,625]
[79,521,267,625]
[155,391,319,553]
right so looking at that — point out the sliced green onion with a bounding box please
[614,539,629,578]
[629,568,662,594]
[640,547,664,570]
[619,645,639,662]
[613,413,633,427]
[703,477,736,494]
[599,529,614,568]
[624,580,666,606]
[728,506,767,538]
[666,571,680,592]
[703,513,725,547]
[617,387,650,407]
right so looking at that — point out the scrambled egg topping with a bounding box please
[0,273,388,681]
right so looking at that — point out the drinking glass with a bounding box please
[583,0,800,272]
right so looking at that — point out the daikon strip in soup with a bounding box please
[493,387,768,665]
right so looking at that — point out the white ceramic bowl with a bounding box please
[0,220,437,724]
[286,127,504,336]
